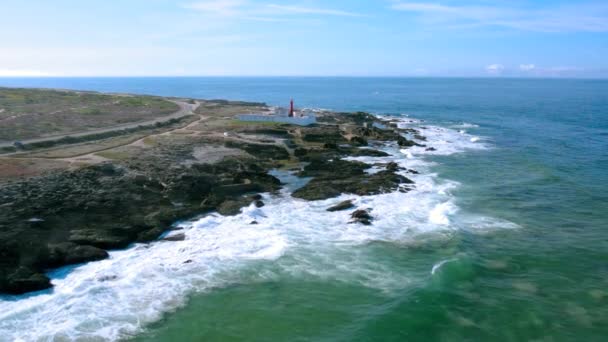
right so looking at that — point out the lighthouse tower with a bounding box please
[289,98,294,117]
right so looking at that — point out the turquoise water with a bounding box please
[0,78,607,341]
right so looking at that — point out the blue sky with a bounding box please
[1,0,607,77]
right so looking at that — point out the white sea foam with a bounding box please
[0,115,513,341]
[431,258,459,275]
[451,122,479,129]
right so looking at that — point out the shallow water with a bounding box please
[0,77,607,341]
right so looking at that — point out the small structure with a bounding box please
[237,99,316,126]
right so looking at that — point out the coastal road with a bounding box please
[0,100,199,148]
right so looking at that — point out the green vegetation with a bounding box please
[231,120,284,127]
[4,116,194,153]
[0,88,179,141]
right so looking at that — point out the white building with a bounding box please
[236,100,316,126]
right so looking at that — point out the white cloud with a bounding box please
[485,64,504,75]
[182,0,245,16]
[183,1,361,19]
[392,2,459,13]
[390,1,608,32]
[265,4,361,17]
[519,64,536,71]
[0,69,54,77]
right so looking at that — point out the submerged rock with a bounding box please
[162,233,186,242]
[350,209,373,225]
[327,200,355,212]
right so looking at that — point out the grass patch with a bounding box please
[0,87,180,141]
[96,150,132,160]
[230,120,284,127]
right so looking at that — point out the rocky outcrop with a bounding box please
[301,125,346,143]
[350,209,373,225]
[327,200,355,212]
[0,99,423,295]
[224,141,289,160]
[292,159,413,201]
[0,158,281,295]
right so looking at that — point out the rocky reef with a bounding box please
[0,102,426,295]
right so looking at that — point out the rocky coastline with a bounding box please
[0,96,427,295]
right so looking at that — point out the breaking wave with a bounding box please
[0,116,517,341]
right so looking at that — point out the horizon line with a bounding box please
[1,75,607,80]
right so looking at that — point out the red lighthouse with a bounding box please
[289,98,294,117]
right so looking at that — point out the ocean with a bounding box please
[0,77,607,341]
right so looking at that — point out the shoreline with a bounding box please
[0,87,426,295]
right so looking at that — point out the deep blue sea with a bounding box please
[1,77,607,341]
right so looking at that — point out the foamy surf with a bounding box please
[0,115,516,341]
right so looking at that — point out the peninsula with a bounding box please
[0,87,425,295]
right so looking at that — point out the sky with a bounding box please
[1,0,607,77]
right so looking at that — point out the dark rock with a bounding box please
[414,134,427,141]
[133,174,149,185]
[97,274,118,282]
[1,267,51,295]
[47,242,109,267]
[350,209,373,225]
[293,160,413,201]
[254,200,265,208]
[425,147,436,151]
[301,126,345,143]
[251,194,263,201]
[136,227,166,243]
[294,148,308,156]
[346,148,390,157]
[298,159,369,178]
[250,220,258,225]
[397,135,419,147]
[183,259,193,264]
[224,141,289,160]
[292,185,341,201]
[323,142,338,149]
[213,183,264,197]
[68,229,135,250]
[386,162,401,172]
[346,112,375,125]
[162,233,186,242]
[349,136,368,146]
[327,200,355,212]
[217,198,250,216]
